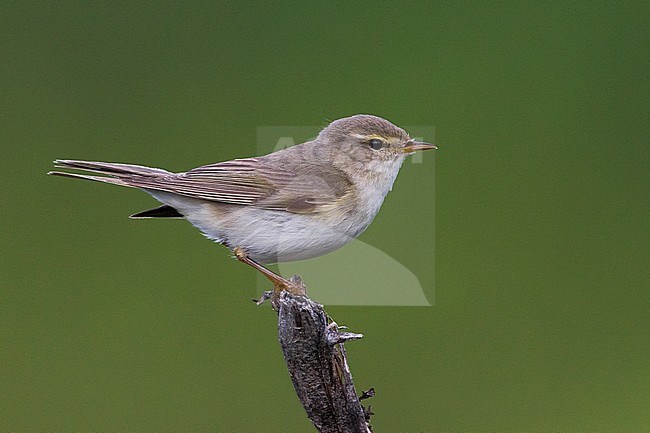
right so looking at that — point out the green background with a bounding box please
[2,1,648,432]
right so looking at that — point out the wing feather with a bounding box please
[51,157,354,214]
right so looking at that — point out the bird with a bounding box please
[49,114,436,291]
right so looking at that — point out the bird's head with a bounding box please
[316,114,436,175]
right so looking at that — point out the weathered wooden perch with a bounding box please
[264,281,373,433]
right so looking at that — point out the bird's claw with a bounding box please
[252,291,273,306]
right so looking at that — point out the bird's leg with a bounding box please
[233,246,293,287]
[233,247,306,301]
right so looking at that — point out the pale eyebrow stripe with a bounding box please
[351,133,385,140]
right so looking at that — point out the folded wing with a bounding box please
[51,158,354,214]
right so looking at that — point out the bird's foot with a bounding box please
[252,291,273,306]
[234,247,307,306]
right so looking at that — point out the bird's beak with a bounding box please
[401,140,437,153]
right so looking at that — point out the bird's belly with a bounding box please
[233,207,366,263]
[186,203,365,263]
[146,189,383,264]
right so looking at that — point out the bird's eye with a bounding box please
[369,138,383,150]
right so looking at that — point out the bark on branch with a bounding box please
[269,288,373,433]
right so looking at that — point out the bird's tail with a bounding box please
[48,159,172,187]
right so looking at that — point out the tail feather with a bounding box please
[48,170,130,186]
[53,159,172,177]
[49,160,189,219]
[48,159,173,188]
[130,205,183,219]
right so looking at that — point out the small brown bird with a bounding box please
[50,114,436,289]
